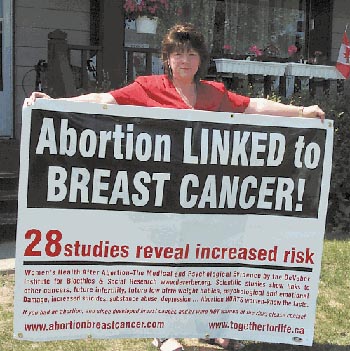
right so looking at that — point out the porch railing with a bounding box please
[68,44,103,91]
[213,58,345,97]
[46,29,104,97]
[46,30,162,96]
[124,47,160,83]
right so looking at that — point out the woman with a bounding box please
[25,23,324,351]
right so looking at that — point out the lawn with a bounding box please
[1,239,349,351]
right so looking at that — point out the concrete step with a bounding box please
[0,172,18,191]
[0,190,18,213]
[0,212,17,225]
[0,172,19,242]
[0,141,20,243]
[0,139,20,173]
[0,213,17,243]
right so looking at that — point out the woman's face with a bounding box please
[168,47,200,82]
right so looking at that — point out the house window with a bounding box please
[214,0,307,61]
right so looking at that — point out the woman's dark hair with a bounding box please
[161,23,209,82]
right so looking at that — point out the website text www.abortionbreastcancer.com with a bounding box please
[24,319,304,335]
[24,319,165,332]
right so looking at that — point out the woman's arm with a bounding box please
[24,92,117,106]
[245,98,325,120]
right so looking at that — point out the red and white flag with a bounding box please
[336,31,350,79]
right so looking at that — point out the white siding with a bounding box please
[14,0,90,138]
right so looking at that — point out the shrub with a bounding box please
[229,85,350,237]
[286,93,349,236]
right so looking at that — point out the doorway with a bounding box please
[307,0,332,64]
[0,0,13,137]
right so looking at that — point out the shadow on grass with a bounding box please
[242,342,350,351]
[324,230,350,241]
[191,342,350,351]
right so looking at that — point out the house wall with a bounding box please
[331,0,350,62]
[14,0,90,139]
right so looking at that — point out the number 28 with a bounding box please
[24,229,63,257]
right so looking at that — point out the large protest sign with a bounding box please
[14,100,333,345]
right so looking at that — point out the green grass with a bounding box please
[1,239,349,351]
[315,240,350,345]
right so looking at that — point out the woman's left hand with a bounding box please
[302,105,325,121]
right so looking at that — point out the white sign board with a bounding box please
[14,100,333,345]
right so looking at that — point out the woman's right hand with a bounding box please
[23,92,52,106]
